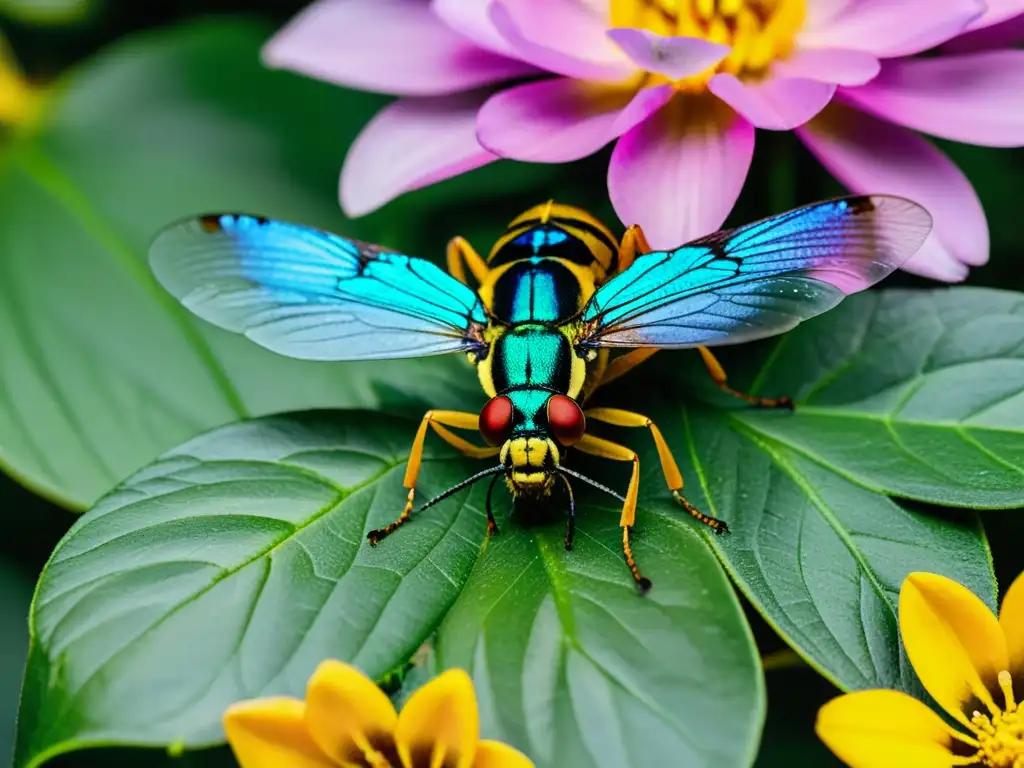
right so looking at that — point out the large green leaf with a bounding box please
[15,412,484,766]
[15,411,764,768]
[435,495,763,768]
[0,19,544,510]
[599,288,1017,693]
[733,288,1024,508]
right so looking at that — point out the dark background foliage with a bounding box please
[0,2,1021,766]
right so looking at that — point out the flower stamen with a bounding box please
[1000,670,1018,713]
[964,673,1024,768]
[612,0,806,88]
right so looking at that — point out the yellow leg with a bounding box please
[368,410,498,545]
[698,346,792,409]
[584,408,729,535]
[446,236,489,286]
[598,348,659,388]
[617,223,652,273]
[574,433,649,591]
[576,433,640,527]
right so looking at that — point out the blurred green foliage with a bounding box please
[0,3,1022,768]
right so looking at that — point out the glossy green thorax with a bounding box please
[490,326,571,392]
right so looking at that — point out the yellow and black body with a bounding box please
[375,202,753,591]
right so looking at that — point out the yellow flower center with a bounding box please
[610,0,805,88]
[965,671,1024,768]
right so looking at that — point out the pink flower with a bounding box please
[264,0,1024,281]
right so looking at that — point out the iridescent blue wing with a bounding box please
[580,196,931,349]
[150,214,488,360]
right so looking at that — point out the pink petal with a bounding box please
[798,0,985,57]
[946,10,1024,51]
[477,80,672,163]
[263,0,531,96]
[612,83,677,133]
[608,96,755,247]
[964,0,1024,31]
[797,102,987,281]
[341,95,497,217]
[708,74,835,130]
[606,29,728,80]
[431,0,517,56]
[841,52,1024,148]
[772,47,880,86]
[489,0,634,81]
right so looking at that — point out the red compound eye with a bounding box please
[547,394,585,446]
[479,396,514,446]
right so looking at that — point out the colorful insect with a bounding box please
[149,197,931,591]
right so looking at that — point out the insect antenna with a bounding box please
[416,464,508,515]
[557,466,652,595]
[556,465,626,502]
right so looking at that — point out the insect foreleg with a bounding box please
[446,235,489,286]
[698,346,792,409]
[369,410,499,545]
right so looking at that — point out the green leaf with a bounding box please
[15,412,486,767]
[0,18,547,510]
[733,288,1024,508]
[435,495,764,768]
[605,288,1016,693]
[17,410,765,768]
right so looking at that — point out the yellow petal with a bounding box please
[816,690,973,768]
[1000,570,1024,678]
[396,668,479,768]
[899,572,1009,725]
[304,660,399,763]
[224,697,335,768]
[474,740,536,768]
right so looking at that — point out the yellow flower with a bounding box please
[224,660,534,768]
[816,571,1024,768]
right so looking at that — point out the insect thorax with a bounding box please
[479,202,620,326]
[476,324,588,402]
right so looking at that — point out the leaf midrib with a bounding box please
[529,529,722,764]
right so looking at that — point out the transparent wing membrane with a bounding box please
[150,214,487,360]
[581,196,931,348]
